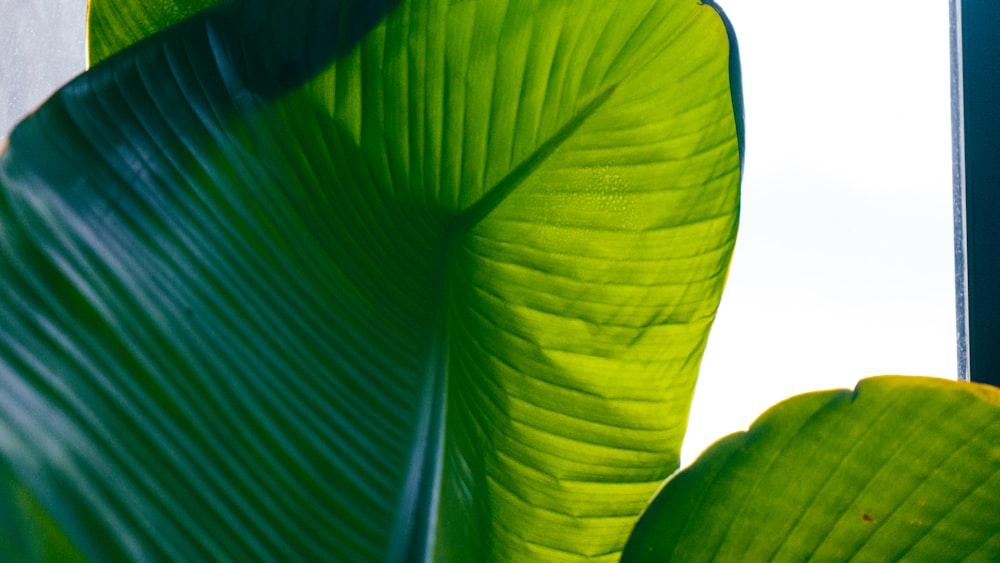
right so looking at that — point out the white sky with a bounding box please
[2,1,957,469]
[0,0,85,137]
[682,1,956,463]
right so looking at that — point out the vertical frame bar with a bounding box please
[955,0,1000,385]
[953,0,969,381]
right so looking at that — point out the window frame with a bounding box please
[953,0,1000,385]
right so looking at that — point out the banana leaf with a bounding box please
[0,0,742,560]
[623,376,1000,561]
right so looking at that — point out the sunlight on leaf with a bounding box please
[623,376,1000,562]
[1,0,741,560]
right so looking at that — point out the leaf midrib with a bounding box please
[449,84,618,236]
[388,83,620,562]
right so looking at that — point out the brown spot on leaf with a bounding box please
[861,513,874,523]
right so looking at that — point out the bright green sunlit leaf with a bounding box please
[623,376,1000,562]
[86,0,217,66]
[1,0,741,560]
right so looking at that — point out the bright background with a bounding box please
[1,1,957,466]
[683,1,956,463]
[1,0,85,138]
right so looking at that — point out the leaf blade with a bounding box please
[623,376,1000,562]
[3,0,742,560]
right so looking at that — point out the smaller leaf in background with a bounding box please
[622,376,1000,562]
[87,0,218,65]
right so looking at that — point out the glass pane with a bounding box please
[684,1,955,463]
[1,0,86,138]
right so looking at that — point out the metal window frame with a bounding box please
[953,0,1000,385]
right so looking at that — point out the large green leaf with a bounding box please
[0,0,741,560]
[622,376,1000,561]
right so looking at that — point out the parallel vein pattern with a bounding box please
[623,377,1000,562]
[301,0,739,558]
[1,0,741,561]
